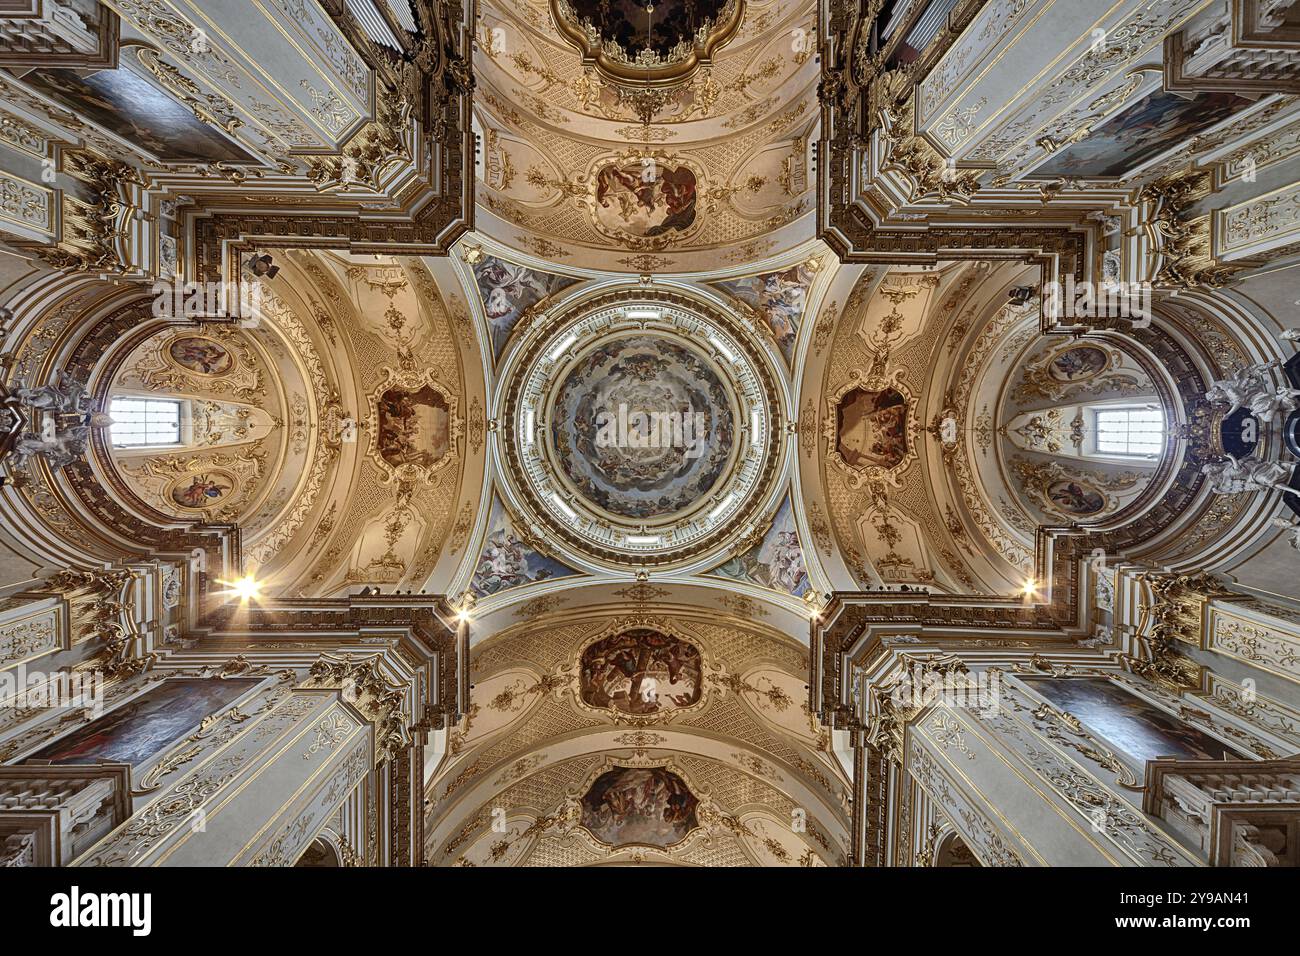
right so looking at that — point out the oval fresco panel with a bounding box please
[168,470,237,510]
[1048,346,1108,383]
[579,628,702,716]
[580,766,700,849]
[1045,478,1106,516]
[168,336,235,376]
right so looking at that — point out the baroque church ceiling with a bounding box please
[1,0,1300,875]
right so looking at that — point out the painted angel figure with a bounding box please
[1201,454,1294,494]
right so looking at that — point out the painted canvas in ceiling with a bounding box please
[549,334,735,519]
[580,766,700,848]
[472,255,577,360]
[1021,678,1246,763]
[709,495,809,595]
[579,628,703,716]
[1032,89,1254,179]
[470,497,580,596]
[712,262,814,363]
[20,65,256,164]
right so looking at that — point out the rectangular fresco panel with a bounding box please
[20,67,256,164]
[29,678,261,768]
[1021,676,1244,763]
[1033,90,1253,179]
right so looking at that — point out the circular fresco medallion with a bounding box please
[1048,346,1108,383]
[549,334,734,520]
[167,336,235,376]
[168,470,237,510]
[1045,478,1106,516]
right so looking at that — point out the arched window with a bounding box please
[109,397,183,447]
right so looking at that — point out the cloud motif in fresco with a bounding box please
[713,264,815,364]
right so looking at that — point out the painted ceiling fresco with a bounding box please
[549,334,735,519]
[712,261,816,364]
[472,254,577,360]
[427,611,850,866]
[566,0,728,59]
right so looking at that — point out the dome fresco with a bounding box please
[548,334,735,519]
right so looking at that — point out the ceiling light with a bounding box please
[708,494,735,521]
[222,574,262,602]
[708,335,737,362]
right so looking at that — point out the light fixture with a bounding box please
[1021,578,1037,597]
[805,590,824,620]
[625,309,661,320]
[549,492,577,520]
[708,334,737,362]
[626,534,660,546]
[221,574,262,603]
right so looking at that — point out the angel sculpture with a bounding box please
[1271,516,1300,552]
[1252,384,1300,423]
[1205,361,1300,423]
[8,424,91,471]
[1201,454,1294,495]
[8,371,88,413]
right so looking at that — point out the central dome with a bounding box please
[549,334,734,520]
[497,287,785,570]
